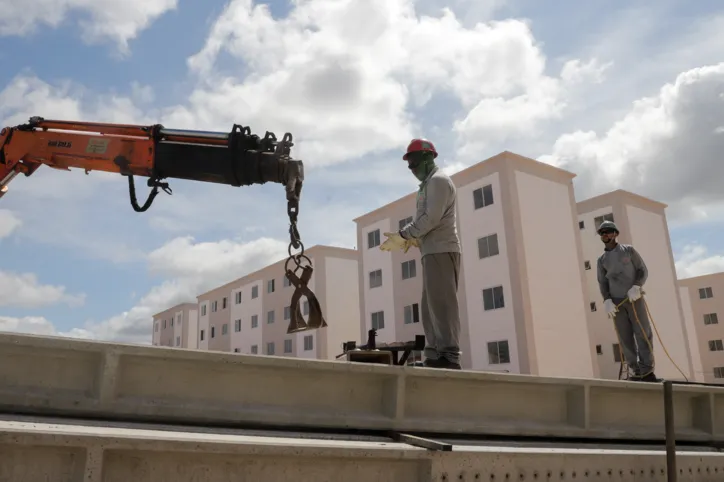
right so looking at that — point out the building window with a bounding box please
[369,269,382,289]
[595,344,602,355]
[704,313,719,325]
[579,220,585,229]
[200,329,205,341]
[401,260,416,280]
[368,229,381,248]
[593,213,614,231]
[163,319,166,329]
[154,322,158,332]
[251,345,258,354]
[371,311,385,330]
[211,326,216,338]
[234,348,240,353]
[404,303,420,324]
[709,339,724,351]
[267,310,275,324]
[235,291,242,304]
[283,275,291,287]
[304,335,314,351]
[478,233,499,259]
[211,300,218,313]
[222,297,227,309]
[170,318,174,327]
[251,315,258,328]
[590,302,597,312]
[483,286,505,311]
[488,340,510,364]
[700,287,714,299]
[222,323,228,335]
[267,342,275,355]
[284,305,291,320]
[177,314,182,325]
[473,184,494,209]
[176,336,180,346]
[714,367,724,379]
[268,279,275,293]
[284,339,293,353]
[303,300,309,315]
[201,304,207,316]
[399,216,413,230]
[584,260,591,270]
[234,319,241,332]
[613,343,621,362]
[252,285,259,299]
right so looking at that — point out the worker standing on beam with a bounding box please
[596,220,659,382]
[380,138,462,370]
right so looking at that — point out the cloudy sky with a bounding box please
[1,0,724,343]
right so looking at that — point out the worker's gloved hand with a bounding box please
[604,299,617,319]
[627,285,642,302]
[404,237,420,253]
[380,232,407,251]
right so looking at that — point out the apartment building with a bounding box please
[152,302,199,348]
[678,273,723,383]
[577,190,698,382]
[194,245,360,360]
[353,151,596,378]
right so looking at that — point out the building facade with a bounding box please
[152,302,199,349]
[354,151,596,378]
[193,245,361,360]
[678,273,724,383]
[576,190,698,382]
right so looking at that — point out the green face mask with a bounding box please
[407,152,434,181]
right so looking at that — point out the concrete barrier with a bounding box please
[1,332,723,442]
[2,416,724,482]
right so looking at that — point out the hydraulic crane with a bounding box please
[0,116,326,335]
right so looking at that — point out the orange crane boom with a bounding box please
[0,116,326,334]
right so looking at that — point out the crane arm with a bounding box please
[0,116,326,335]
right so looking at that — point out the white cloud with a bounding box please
[60,235,291,343]
[539,63,724,220]
[0,315,92,338]
[675,244,724,279]
[0,209,21,238]
[169,0,601,168]
[0,0,177,54]
[0,271,86,309]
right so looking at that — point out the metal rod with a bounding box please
[158,128,230,141]
[664,380,677,482]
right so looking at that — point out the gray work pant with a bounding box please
[612,297,654,375]
[421,252,461,364]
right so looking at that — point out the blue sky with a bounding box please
[1,0,724,342]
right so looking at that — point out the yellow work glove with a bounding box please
[405,237,420,253]
[380,232,408,252]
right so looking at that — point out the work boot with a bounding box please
[639,373,662,383]
[424,358,461,370]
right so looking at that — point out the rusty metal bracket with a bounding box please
[285,262,327,334]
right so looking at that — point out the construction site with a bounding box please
[1,114,724,481]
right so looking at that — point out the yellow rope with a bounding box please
[610,292,689,382]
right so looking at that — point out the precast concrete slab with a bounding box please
[1,416,724,482]
[1,332,723,442]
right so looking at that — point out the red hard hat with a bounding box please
[403,138,438,160]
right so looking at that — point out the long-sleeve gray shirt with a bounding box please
[597,243,648,301]
[399,166,461,257]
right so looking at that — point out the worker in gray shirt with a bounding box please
[596,220,659,382]
[380,138,462,369]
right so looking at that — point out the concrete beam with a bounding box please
[2,416,724,482]
[1,332,723,442]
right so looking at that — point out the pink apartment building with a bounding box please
[191,245,360,360]
[679,273,724,383]
[354,151,596,377]
[152,302,198,348]
[577,190,698,382]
